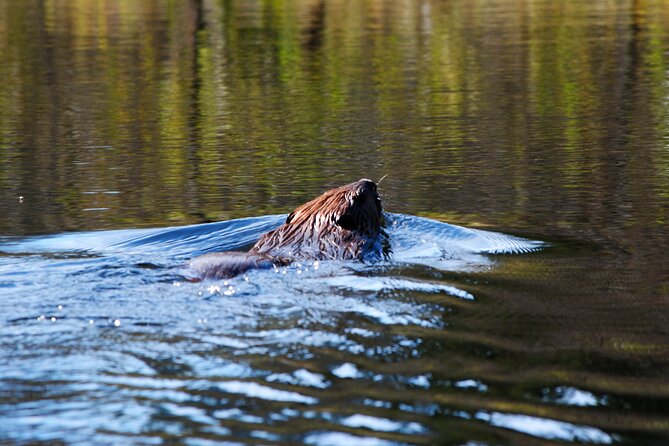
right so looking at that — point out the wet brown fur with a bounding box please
[190,179,382,279]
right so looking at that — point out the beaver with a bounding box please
[190,179,383,279]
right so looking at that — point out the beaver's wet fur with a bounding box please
[190,179,383,279]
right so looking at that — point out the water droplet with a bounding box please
[89,320,95,325]
[57,305,63,310]
[113,320,121,327]
[50,317,56,322]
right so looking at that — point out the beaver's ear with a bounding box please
[285,211,295,224]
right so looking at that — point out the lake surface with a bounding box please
[2,0,669,444]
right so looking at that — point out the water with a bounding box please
[1,215,544,445]
[2,0,669,444]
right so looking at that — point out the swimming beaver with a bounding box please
[190,179,383,279]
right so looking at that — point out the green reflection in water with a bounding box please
[0,0,667,251]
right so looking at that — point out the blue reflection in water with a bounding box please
[0,213,548,445]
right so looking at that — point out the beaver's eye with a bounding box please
[335,214,357,231]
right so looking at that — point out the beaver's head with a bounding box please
[286,179,382,236]
[252,179,383,260]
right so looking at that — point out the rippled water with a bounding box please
[1,214,548,445]
[2,0,669,444]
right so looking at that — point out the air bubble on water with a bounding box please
[57,305,63,310]
[51,317,56,322]
[89,320,95,325]
[113,319,121,327]
[37,315,45,321]
[173,281,181,287]
[208,285,221,294]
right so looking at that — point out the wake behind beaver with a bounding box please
[189,179,383,279]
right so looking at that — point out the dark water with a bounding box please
[2,0,669,444]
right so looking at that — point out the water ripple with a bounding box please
[8,214,634,446]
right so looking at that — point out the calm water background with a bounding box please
[2,0,669,444]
